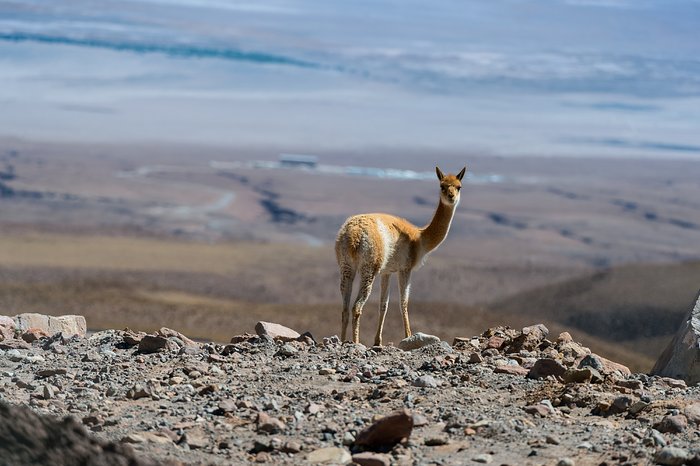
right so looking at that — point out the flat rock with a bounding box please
[254,321,301,341]
[652,291,700,385]
[352,451,391,466]
[307,447,352,464]
[413,375,439,388]
[354,409,413,450]
[13,313,86,338]
[398,332,441,351]
[494,365,529,376]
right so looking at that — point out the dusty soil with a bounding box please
[1,324,700,466]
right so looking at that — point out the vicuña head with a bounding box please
[335,165,467,345]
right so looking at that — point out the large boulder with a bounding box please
[652,290,700,385]
[13,313,86,338]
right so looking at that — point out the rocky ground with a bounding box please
[1,317,700,466]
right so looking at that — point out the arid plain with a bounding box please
[1,137,700,372]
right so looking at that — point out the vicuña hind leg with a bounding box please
[339,264,356,341]
[399,269,412,338]
[374,274,391,346]
[352,268,377,343]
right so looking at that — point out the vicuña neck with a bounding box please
[420,200,456,252]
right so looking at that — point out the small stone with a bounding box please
[307,447,351,464]
[424,436,449,446]
[468,353,484,364]
[546,435,561,445]
[256,412,286,434]
[494,365,529,376]
[319,368,336,375]
[527,359,566,379]
[557,459,575,466]
[255,321,301,341]
[352,452,391,466]
[354,409,413,450]
[683,402,700,425]
[608,395,634,415]
[579,354,630,377]
[562,367,601,384]
[412,413,429,427]
[122,329,145,346]
[21,328,49,343]
[37,368,68,378]
[413,375,439,388]
[276,344,297,357]
[654,447,691,466]
[42,384,55,399]
[218,400,237,413]
[655,414,688,434]
[486,335,506,349]
[306,403,323,415]
[126,383,151,400]
[181,429,209,449]
[398,332,441,351]
[155,327,197,346]
[122,433,146,444]
[282,441,301,453]
[524,404,552,417]
[510,324,549,351]
[472,453,493,464]
[649,429,667,447]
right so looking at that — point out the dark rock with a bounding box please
[528,359,566,379]
[655,414,688,434]
[21,327,49,343]
[138,335,176,354]
[354,409,413,450]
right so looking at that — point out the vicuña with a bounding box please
[335,166,466,345]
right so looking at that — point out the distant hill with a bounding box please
[487,260,700,371]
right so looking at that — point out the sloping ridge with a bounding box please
[486,260,700,371]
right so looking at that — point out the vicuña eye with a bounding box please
[456,186,461,191]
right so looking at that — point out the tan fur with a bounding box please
[335,166,466,345]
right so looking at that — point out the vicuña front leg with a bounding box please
[374,274,391,346]
[352,269,377,343]
[399,269,412,338]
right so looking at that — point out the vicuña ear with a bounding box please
[436,166,445,181]
[456,166,467,181]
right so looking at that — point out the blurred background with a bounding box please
[0,0,699,371]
